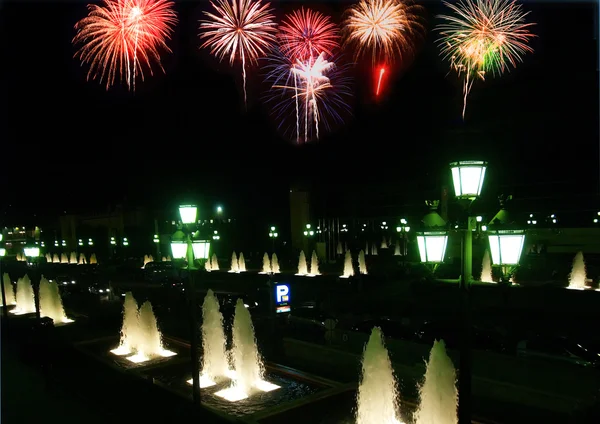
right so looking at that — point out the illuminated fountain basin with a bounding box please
[214,299,280,401]
[110,292,175,363]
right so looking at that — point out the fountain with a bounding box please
[372,243,378,256]
[356,327,402,424]
[166,255,172,261]
[143,254,154,268]
[337,241,343,255]
[16,253,22,262]
[205,259,213,272]
[381,236,388,249]
[394,242,401,256]
[480,250,494,283]
[162,256,167,262]
[296,251,308,276]
[2,273,16,305]
[39,276,73,324]
[90,253,98,264]
[308,251,320,276]
[211,253,219,271]
[78,253,86,265]
[11,275,35,315]
[340,251,354,278]
[69,252,77,264]
[358,250,368,275]
[60,253,69,264]
[229,252,240,273]
[414,340,458,424]
[215,299,279,402]
[568,251,587,290]
[110,292,175,363]
[53,253,60,263]
[45,253,52,262]
[259,253,272,274]
[188,289,231,388]
[238,253,247,272]
[366,242,369,255]
[271,253,280,273]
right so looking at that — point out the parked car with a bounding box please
[418,319,507,353]
[516,335,600,368]
[143,262,183,286]
[352,318,419,342]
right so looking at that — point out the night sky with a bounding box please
[2,0,599,222]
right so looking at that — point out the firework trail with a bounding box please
[343,0,423,96]
[73,0,177,91]
[436,0,535,119]
[279,8,340,62]
[265,50,352,143]
[200,0,277,105]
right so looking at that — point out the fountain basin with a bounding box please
[143,361,327,418]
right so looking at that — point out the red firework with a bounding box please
[279,8,339,62]
[73,0,177,91]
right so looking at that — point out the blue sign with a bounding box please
[275,284,291,313]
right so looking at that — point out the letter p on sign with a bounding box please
[276,284,289,303]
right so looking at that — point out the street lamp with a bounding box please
[449,161,487,424]
[303,224,314,237]
[488,229,525,282]
[171,204,209,407]
[23,243,41,320]
[396,218,410,256]
[449,160,487,199]
[212,230,220,241]
[416,231,448,265]
[269,226,278,251]
[0,247,6,317]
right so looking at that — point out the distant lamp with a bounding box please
[192,240,211,260]
[450,160,487,199]
[416,231,448,264]
[179,205,198,225]
[488,230,525,266]
[0,248,6,257]
[24,246,40,258]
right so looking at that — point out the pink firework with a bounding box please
[200,0,277,104]
[73,0,177,91]
[279,8,339,62]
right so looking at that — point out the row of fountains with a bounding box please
[111,289,458,422]
[142,255,173,268]
[336,237,406,257]
[16,252,99,265]
[1,273,73,324]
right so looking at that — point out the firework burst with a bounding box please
[264,50,352,143]
[279,8,340,62]
[436,0,535,119]
[73,0,177,91]
[200,0,277,104]
[342,0,423,65]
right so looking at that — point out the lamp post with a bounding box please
[171,204,210,407]
[396,218,410,256]
[0,246,7,318]
[449,160,487,424]
[268,226,278,251]
[24,244,42,320]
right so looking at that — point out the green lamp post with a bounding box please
[488,229,525,282]
[24,242,42,320]
[0,245,6,317]
[449,160,487,424]
[170,204,210,407]
[269,226,278,251]
[416,201,449,273]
